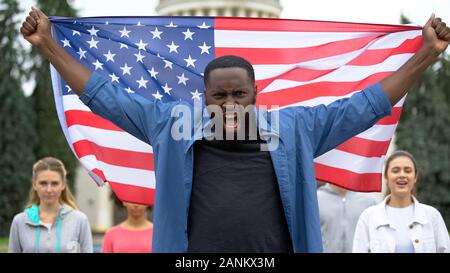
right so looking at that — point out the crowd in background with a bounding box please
[7,151,450,253]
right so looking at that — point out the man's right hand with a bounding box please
[20,6,91,96]
[20,7,51,47]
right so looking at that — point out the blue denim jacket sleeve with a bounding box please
[79,72,174,145]
[297,83,392,157]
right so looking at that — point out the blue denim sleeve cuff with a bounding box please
[79,72,108,106]
[362,82,392,117]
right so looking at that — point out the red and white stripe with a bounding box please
[215,17,421,191]
[61,94,156,205]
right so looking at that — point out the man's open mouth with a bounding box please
[223,112,240,133]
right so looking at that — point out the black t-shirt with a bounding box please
[187,139,293,253]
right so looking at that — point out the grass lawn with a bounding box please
[0,237,8,253]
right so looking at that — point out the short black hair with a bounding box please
[203,55,255,86]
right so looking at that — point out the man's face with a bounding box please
[204,67,257,135]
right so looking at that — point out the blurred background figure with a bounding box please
[8,157,92,253]
[317,182,376,253]
[353,151,450,253]
[101,194,153,253]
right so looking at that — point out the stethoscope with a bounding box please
[26,204,63,253]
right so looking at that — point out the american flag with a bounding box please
[49,16,422,205]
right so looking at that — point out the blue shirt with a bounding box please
[80,72,392,252]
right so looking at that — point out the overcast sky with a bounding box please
[19,0,450,26]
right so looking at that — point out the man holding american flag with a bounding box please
[20,7,449,253]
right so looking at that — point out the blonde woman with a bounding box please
[8,157,93,253]
[353,151,450,253]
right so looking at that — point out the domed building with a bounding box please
[156,0,282,18]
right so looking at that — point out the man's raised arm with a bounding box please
[381,14,450,106]
[21,7,90,96]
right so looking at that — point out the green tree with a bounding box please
[31,0,79,191]
[0,0,36,236]
[396,15,450,226]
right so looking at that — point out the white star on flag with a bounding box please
[125,87,135,93]
[198,42,211,54]
[92,59,104,70]
[135,40,148,50]
[109,73,119,83]
[197,22,210,29]
[150,27,163,39]
[148,67,159,78]
[61,38,71,47]
[134,51,146,63]
[103,50,116,62]
[136,76,149,88]
[177,73,189,85]
[163,60,173,69]
[167,41,180,53]
[152,90,163,100]
[190,89,202,100]
[87,26,99,36]
[165,21,178,27]
[120,63,133,75]
[182,28,195,40]
[77,48,87,59]
[162,83,172,94]
[119,27,131,37]
[184,55,197,68]
[87,37,99,49]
